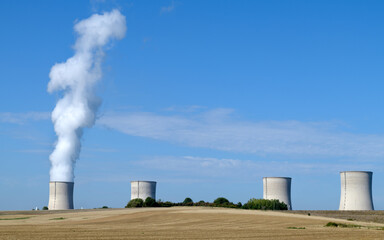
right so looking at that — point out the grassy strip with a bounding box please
[325,222,362,228]
[49,217,65,220]
[0,217,30,220]
[368,226,384,230]
[325,222,384,230]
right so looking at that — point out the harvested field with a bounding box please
[1,207,384,239]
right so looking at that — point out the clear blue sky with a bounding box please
[1,0,384,210]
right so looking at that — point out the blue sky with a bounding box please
[1,0,384,210]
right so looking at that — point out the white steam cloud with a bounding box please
[48,10,126,182]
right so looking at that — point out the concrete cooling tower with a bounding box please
[48,181,74,210]
[263,177,292,210]
[131,181,156,200]
[339,171,374,210]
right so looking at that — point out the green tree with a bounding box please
[144,197,158,207]
[126,198,144,208]
[158,201,174,207]
[195,200,206,206]
[183,197,194,206]
[242,198,288,210]
[213,197,230,205]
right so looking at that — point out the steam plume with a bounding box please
[48,10,126,182]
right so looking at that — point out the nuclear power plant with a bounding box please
[44,172,378,210]
[131,181,157,200]
[263,177,292,210]
[48,181,74,210]
[339,171,374,210]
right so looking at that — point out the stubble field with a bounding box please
[1,207,384,239]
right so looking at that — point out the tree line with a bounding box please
[126,197,288,210]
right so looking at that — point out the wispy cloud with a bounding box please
[4,109,384,160]
[0,112,50,124]
[163,105,206,113]
[98,108,384,159]
[133,155,378,178]
[160,1,175,14]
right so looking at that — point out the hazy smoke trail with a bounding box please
[48,10,126,182]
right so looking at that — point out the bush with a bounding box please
[126,198,144,208]
[324,222,362,228]
[183,197,194,206]
[183,197,193,204]
[144,197,158,207]
[213,197,230,205]
[242,198,288,210]
[325,222,339,227]
[102,206,108,209]
[211,197,243,208]
[194,200,206,206]
[42,206,48,210]
[158,201,174,207]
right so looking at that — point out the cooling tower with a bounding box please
[339,171,374,210]
[131,181,156,200]
[263,177,292,210]
[48,181,74,210]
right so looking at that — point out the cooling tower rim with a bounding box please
[340,171,372,174]
[263,177,291,179]
[131,180,156,183]
[49,181,74,184]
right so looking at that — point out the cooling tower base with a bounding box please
[339,171,374,211]
[263,177,292,210]
[131,181,156,201]
[48,181,74,210]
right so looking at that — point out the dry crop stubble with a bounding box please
[1,207,384,239]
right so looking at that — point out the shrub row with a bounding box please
[242,198,288,210]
